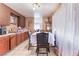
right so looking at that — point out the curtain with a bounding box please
[52,3,76,56]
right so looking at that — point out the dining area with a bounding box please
[0,3,79,56]
[0,3,59,56]
[4,29,57,56]
[28,30,56,56]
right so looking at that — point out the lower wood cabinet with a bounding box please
[0,36,9,55]
[21,33,25,42]
[0,31,29,55]
[16,33,22,45]
[16,32,29,45]
[24,32,29,40]
[9,34,17,50]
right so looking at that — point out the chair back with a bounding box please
[37,32,49,46]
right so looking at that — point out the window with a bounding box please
[34,12,42,30]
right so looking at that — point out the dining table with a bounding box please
[29,32,55,46]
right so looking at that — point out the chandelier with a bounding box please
[32,3,40,10]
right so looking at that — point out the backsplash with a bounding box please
[6,24,18,33]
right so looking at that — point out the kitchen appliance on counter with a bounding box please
[0,26,7,35]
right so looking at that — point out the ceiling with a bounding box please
[4,3,59,17]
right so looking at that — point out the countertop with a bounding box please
[0,30,28,37]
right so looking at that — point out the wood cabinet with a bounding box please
[9,34,17,50]
[17,32,29,44]
[21,33,24,42]
[0,31,29,55]
[16,33,22,45]
[24,32,28,41]
[18,17,25,28]
[0,36,9,55]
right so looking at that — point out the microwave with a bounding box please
[0,26,6,35]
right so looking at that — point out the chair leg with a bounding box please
[46,48,49,56]
[37,53,38,56]
[36,48,37,53]
[36,47,49,56]
[36,47,39,56]
[48,48,50,52]
[28,47,30,50]
[47,53,48,56]
[36,48,39,52]
[36,49,39,56]
[28,45,30,50]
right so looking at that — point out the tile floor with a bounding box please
[5,40,56,56]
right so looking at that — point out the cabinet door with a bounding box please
[23,32,26,41]
[21,33,24,42]
[0,36,9,55]
[24,32,29,40]
[10,34,16,50]
[16,33,22,45]
[23,32,25,41]
[24,32,27,40]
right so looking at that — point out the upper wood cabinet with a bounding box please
[0,4,10,26]
[18,16,25,28]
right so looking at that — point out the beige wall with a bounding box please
[48,16,52,32]
[25,17,50,32]
[0,3,11,25]
[25,17,34,32]
[42,17,48,31]
[25,16,52,32]
[42,16,52,32]
[6,24,18,33]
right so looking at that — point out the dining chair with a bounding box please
[28,31,32,50]
[36,32,50,56]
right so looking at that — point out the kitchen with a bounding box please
[0,3,79,56]
[0,3,29,55]
[0,3,55,56]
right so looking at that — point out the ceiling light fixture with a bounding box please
[32,3,40,10]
